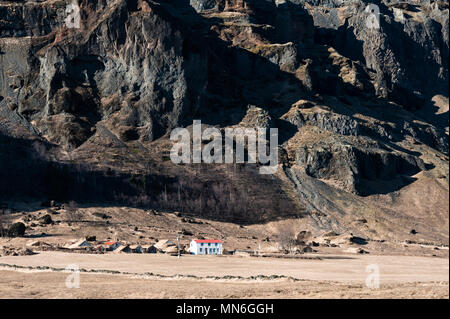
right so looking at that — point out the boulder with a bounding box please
[296,231,312,245]
[181,229,193,236]
[40,214,53,225]
[92,212,111,219]
[302,246,314,253]
[7,222,26,237]
[86,236,97,242]
[350,236,368,245]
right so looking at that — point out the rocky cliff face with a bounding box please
[0,0,448,242]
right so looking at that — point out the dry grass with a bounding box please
[0,251,448,298]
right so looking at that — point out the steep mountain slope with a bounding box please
[0,0,448,243]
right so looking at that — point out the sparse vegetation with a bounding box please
[0,208,12,237]
[0,212,6,237]
[275,224,297,253]
[65,201,81,222]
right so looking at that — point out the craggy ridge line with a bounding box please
[0,263,305,282]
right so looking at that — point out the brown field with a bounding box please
[0,203,448,299]
[0,252,448,299]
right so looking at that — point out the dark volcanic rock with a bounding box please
[293,0,449,102]
[296,135,425,195]
[0,0,447,150]
[40,214,53,225]
[86,235,97,241]
[1,0,197,149]
[7,222,26,237]
[285,109,361,136]
[0,0,448,233]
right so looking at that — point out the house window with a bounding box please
[208,243,211,246]
[199,248,202,252]
[215,243,218,246]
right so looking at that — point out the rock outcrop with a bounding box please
[0,0,448,242]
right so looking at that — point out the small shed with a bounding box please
[164,245,179,254]
[142,244,158,254]
[102,241,121,251]
[67,239,91,250]
[154,239,175,251]
[114,245,131,254]
[27,240,52,248]
[130,244,143,253]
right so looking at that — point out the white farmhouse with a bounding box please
[189,239,223,255]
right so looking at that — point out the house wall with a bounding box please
[190,242,222,255]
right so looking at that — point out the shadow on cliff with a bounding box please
[0,134,300,224]
[1,0,442,219]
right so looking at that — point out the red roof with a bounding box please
[104,241,117,245]
[194,239,222,244]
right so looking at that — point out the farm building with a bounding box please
[163,245,179,254]
[189,239,223,255]
[102,241,121,251]
[114,245,131,253]
[27,240,52,248]
[154,239,175,252]
[141,244,158,253]
[130,244,143,253]
[67,239,91,250]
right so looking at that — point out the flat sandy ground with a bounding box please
[0,252,448,298]
[1,270,448,299]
